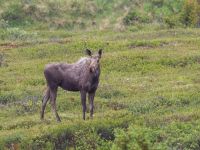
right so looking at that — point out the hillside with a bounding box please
[1,28,200,149]
[0,0,199,30]
[1,0,200,149]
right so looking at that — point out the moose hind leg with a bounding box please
[88,92,95,119]
[41,87,50,120]
[50,87,61,122]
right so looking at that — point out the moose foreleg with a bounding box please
[88,92,95,119]
[81,91,87,120]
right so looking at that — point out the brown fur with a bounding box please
[40,49,102,121]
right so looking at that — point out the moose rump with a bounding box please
[40,49,102,122]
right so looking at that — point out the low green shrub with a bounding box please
[112,122,200,150]
[0,92,18,104]
[180,0,200,27]
[164,15,181,28]
[0,53,8,67]
[158,55,200,68]
[0,19,9,28]
[1,3,26,25]
[112,126,163,150]
[129,40,167,48]
[123,10,150,25]
[0,114,132,149]
[74,128,111,150]
[0,28,37,41]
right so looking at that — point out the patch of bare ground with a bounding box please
[0,38,71,51]
[0,43,23,50]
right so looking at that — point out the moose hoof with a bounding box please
[56,118,61,122]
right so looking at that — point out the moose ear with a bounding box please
[85,49,92,56]
[98,49,102,58]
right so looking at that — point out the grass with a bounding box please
[1,28,200,149]
[1,0,197,30]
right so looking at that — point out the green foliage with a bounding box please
[143,0,183,20]
[0,27,37,41]
[0,19,9,28]
[1,26,200,149]
[180,0,200,27]
[0,0,198,29]
[164,15,181,28]
[74,128,111,150]
[1,2,27,26]
[112,122,200,150]
[123,10,150,25]
[112,126,158,150]
[0,53,7,67]
[0,92,18,104]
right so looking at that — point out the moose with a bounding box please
[40,49,102,122]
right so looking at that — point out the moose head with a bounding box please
[85,49,102,73]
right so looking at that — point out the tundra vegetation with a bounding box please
[1,0,200,149]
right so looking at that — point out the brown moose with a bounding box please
[40,49,102,122]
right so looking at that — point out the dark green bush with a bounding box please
[3,134,22,150]
[164,15,181,28]
[1,3,28,26]
[10,116,132,149]
[0,93,18,104]
[112,126,161,150]
[180,0,200,27]
[74,128,111,150]
[123,10,150,25]
[151,0,164,7]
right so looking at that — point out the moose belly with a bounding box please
[60,81,79,91]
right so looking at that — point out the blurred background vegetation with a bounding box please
[1,0,200,149]
[0,0,199,31]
